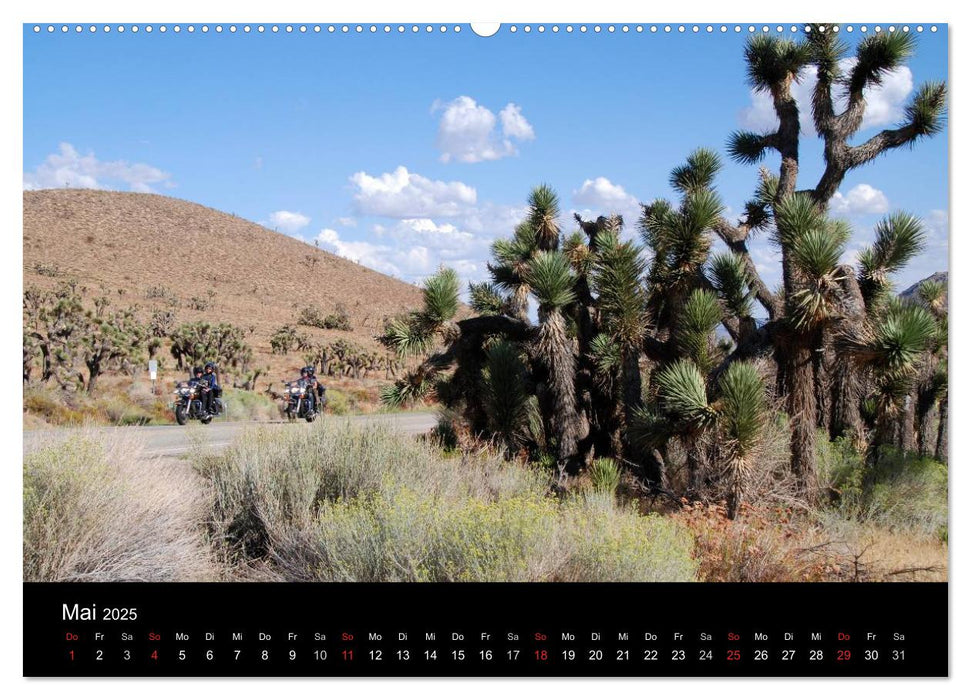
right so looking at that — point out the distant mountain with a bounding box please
[23,189,426,372]
[900,271,948,309]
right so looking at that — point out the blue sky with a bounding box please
[23,23,949,295]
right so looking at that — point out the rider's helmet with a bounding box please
[300,366,310,377]
[193,366,203,377]
[204,361,215,372]
[303,365,315,376]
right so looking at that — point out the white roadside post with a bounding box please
[149,360,158,395]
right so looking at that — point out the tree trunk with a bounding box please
[935,395,948,463]
[898,393,916,452]
[782,339,818,502]
[813,340,830,429]
[685,436,707,499]
[916,397,938,458]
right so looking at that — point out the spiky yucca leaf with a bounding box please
[380,369,435,408]
[589,457,621,495]
[744,35,812,91]
[681,189,724,236]
[481,341,531,447]
[669,148,722,193]
[727,131,771,164]
[675,289,722,368]
[806,25,847,82]
[918,278,946,311]
[772,192,825,248]
[528,184,561,250]
[379,314,436,357]
[638,198,674,251]
[873,304,937,373]
[655,359,716,429]
[843,303,937,376]
[863,212,927,280]
[468,282,505,315]
[589,333,621,384]
[525,250,576,311]
[627,405,672,451]
[708,252,754,318]
[422,268,460,325]
[562,231,591,273]
[717,361,767,455]
[847,31,917,94]
[790,229,845,279]
[592,238,648,346]
[905,81,947,137]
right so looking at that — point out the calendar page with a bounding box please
[22,19,949,678]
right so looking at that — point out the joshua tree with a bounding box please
[379,26,946,509]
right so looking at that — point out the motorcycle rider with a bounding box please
[297,366,317,415]
[306,365,327,412]
[202,361,222,416]
[188,365,213,418]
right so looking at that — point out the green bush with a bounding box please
[325,389,351,415]
[223,388,280,421]
[197,423,697,582]
[818,437,948,539]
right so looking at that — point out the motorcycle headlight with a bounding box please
[290,387,302,394]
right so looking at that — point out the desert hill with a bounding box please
[23,189,426,377]
[900,271,948,309]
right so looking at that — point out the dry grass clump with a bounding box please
[198,422,697,582]
[24,431,215,581]
[23,382,169,427]
[672,502,831,582]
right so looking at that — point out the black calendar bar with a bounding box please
[24,582,947,677]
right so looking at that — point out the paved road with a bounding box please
[23,411,438,457]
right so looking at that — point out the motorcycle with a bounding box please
[172,381,223,425]
[283,381,321,422]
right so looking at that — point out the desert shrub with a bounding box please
[197,423,697,582]
[145,284,180,307]
[270,324,300,355]
[819,438,948,539]
[672,502,830,582]
[23,386,87,425]
[188,290,216,311]
[297,305,351,331]
[24,433,212,581]
[33,261,61,277]
[296,305,326,328]
[325,388,350,415]
[323,304,352,331]
[93,396,153,426]
[223,388,279,422]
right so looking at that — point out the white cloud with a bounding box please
[573,177,638,210]
[335,216,357,228]
[569,177,643,238]
[739,63,913,135]
[925,209,948,245]
[499,103,535,141]
[349,166,477,218]
[434,96,535,163]
[268,210,311,234]
[315,217,494,283]
[830,184,890,216]
[23,142,173,193]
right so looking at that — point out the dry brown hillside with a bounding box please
[23,189,427,379]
